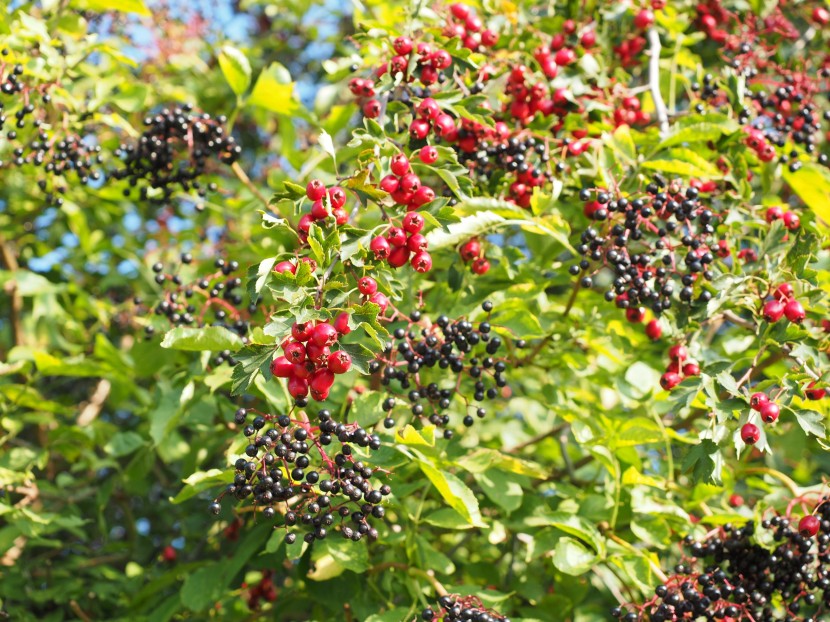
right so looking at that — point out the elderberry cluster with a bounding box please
[615,498,830,621]
[571,177,721,318]
[421,594,510,621]
[136,256,254,361]
[113,104,239,203]
[210,408,389,544]
[370,301,517,438]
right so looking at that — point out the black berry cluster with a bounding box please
[370,301,518,439]
[136,256,255,362]
[572,176,722,319]
[113,104,239,203]
[210,408,390,544]
[421,594,510,621]
[615,497,830,621]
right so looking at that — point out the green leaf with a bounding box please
[682,439,723,484]
[417,462,487,528]
[788,407,826,439]
[336,342,376,375]
[642,153,722,179]
[160,326,244,352]
[231,345,275,395]
[71,0,150,16]
[180,567,225,611]
[654,119,739,150]
[552,536,599,576]
[782,163,830,227]
[104,432,145,457]
[218,45,251,96]
[248,63,302,118]
[524,511,605,556]
[171,469,229,504]
[475,469,522,512]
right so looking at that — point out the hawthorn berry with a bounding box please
[418,146,439,164]
[358,276,378,296]
[759,402,779,423]
[783,299,805,323]
[471,257,490,275]
[762,299,785,322]
[740,422,760,445]
[633,9,655,29]
[390,153,410,176]
[645,319,662,341]
[403,212,425,233]
[311,322,339,347]
[370,236,391,259]
[750,392,769,411]
[668,344,688,362]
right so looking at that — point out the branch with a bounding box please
[647,28,670,138]
[721,310,757,331]
[315,254,340,309]
[231,162,269,208]
[77,379,112,426]
[0,235,24,347]
[505,423,566,453]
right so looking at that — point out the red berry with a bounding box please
[481,29,498,47]
[774,283,793,301]
[450,3,470,19]
[362,99,381,118]
[399,173,422,193]
[370,236,391,259]
[287,376,309,398]
[465,13,482,32]
[369,291,390,314]
[306,342,330,364]
[765,206,784,222]
[403,212,425,234]
[410,118,431,140]
[310,368,335,392]
[740,422,760,445]
[292,362,311,379]
[433,113,456,137]
[270,355,294,378]
[310,199,329,220]
[327,350,352,374]
[311,322,338,347]
[273,260,296,274]
[554,47,576,66]
[660,371,682,391]
[358,276,378,295]
[581,30,596,48]
[391,188,413,205]
[762,299,785,323]
[334,312,351,335]
[750,392,769,411]
[291,322,314,342]
[813,6,830,25]
[417,97,440,119]
[540,56,558,78]
[328,186,347,209]
[306,179,326,201]
[333,208,348,225]
[783,299,805,323]
[387,227,407,247]
[728,493,744,508]
[380,174,400,194]
[411,250,433,273]
[682,362,700,377]
[298,213,314,235]
[430,49,452,70]
[460,238,481,262]
[408,185,435,209]
[162,545,177,562]
[390,153,410,176]
[633,9,655,29]
[283,341,306,364]
[387,245,411,268]
[562,19,576,34]
[393,36,413,55]
[420,65,438,85]
[406,233,428,253]
[806,382,826,400]
[783,211,800,230]
[418,146,439,164]
[471,257,490,275]
[625,307,645,323]
[645,319,662,341]
[668,344,688,362]
[760,402,779,423]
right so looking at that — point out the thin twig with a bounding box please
[231,162,269,208]
[647,28,670,138]
[722,310,757,331]
[315,254,340,309]
[69,601,92,622]
[77,379,111,426]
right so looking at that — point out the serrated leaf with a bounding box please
[248,62,303,118]
[231,345,275,395]
[336,342,376,375]
[682,439,723,484]
[789,407,826,439]
[160,326,243,352]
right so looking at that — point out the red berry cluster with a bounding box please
[243,571,277,610]
[613,94,650,128]
[535,18,596,77]
[761,282,805,325]
[659,344,700,391]
[271,320,352,402]
[444,3,499,52]
[378,152,437,211]
[458,238,490,275]
[376,35,453,88]
[765,205,801,231]
[299,179,349,236]
[695,0,733,42]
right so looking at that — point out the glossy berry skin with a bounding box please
[783,299,805,323]
[291,322,314,342]
[668,344,688,362]
[471,257,490,275]
[799,514,821,537]
[393,36,413,55]
[287,375,309,398]
[633,9,654,29]
[370,236,391,259]
[328,186,347,209]
[750,392,769,411]
[645,319,662,341]
[369,291,390,314]
[814,6,830,25]
[311,323,338,347]
[765,206,784,222]
[411,251,433,273]
[762,299,785,322]
[270,355,294,378]
[387,245,411,268]
[783,211,800,230]
[660,371,682,391]
[774,283,793,301]
[306,343,330,364]
[390,153,410,176]
[380,174,400,194]
[387,227,407,247]
[460,238,481,262]
[333,312,351,335]
[554,47,576,66]
[418,146,438,164]
[283,341,306,364]
[403,212,425,234]
[410,119,430,140]
[273,260,297,274]
[327,350,352,374]
[759,402,779,423]
[740,422,760,445]
[682,363,700,377]
[805,382,826,400]
[363,99,381,118]
[417,98,440,119]
[358,276,378,296]
[406,233,428,253]
[625,307,645,323]
[306,179,326,201]
[310,199,329,220]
